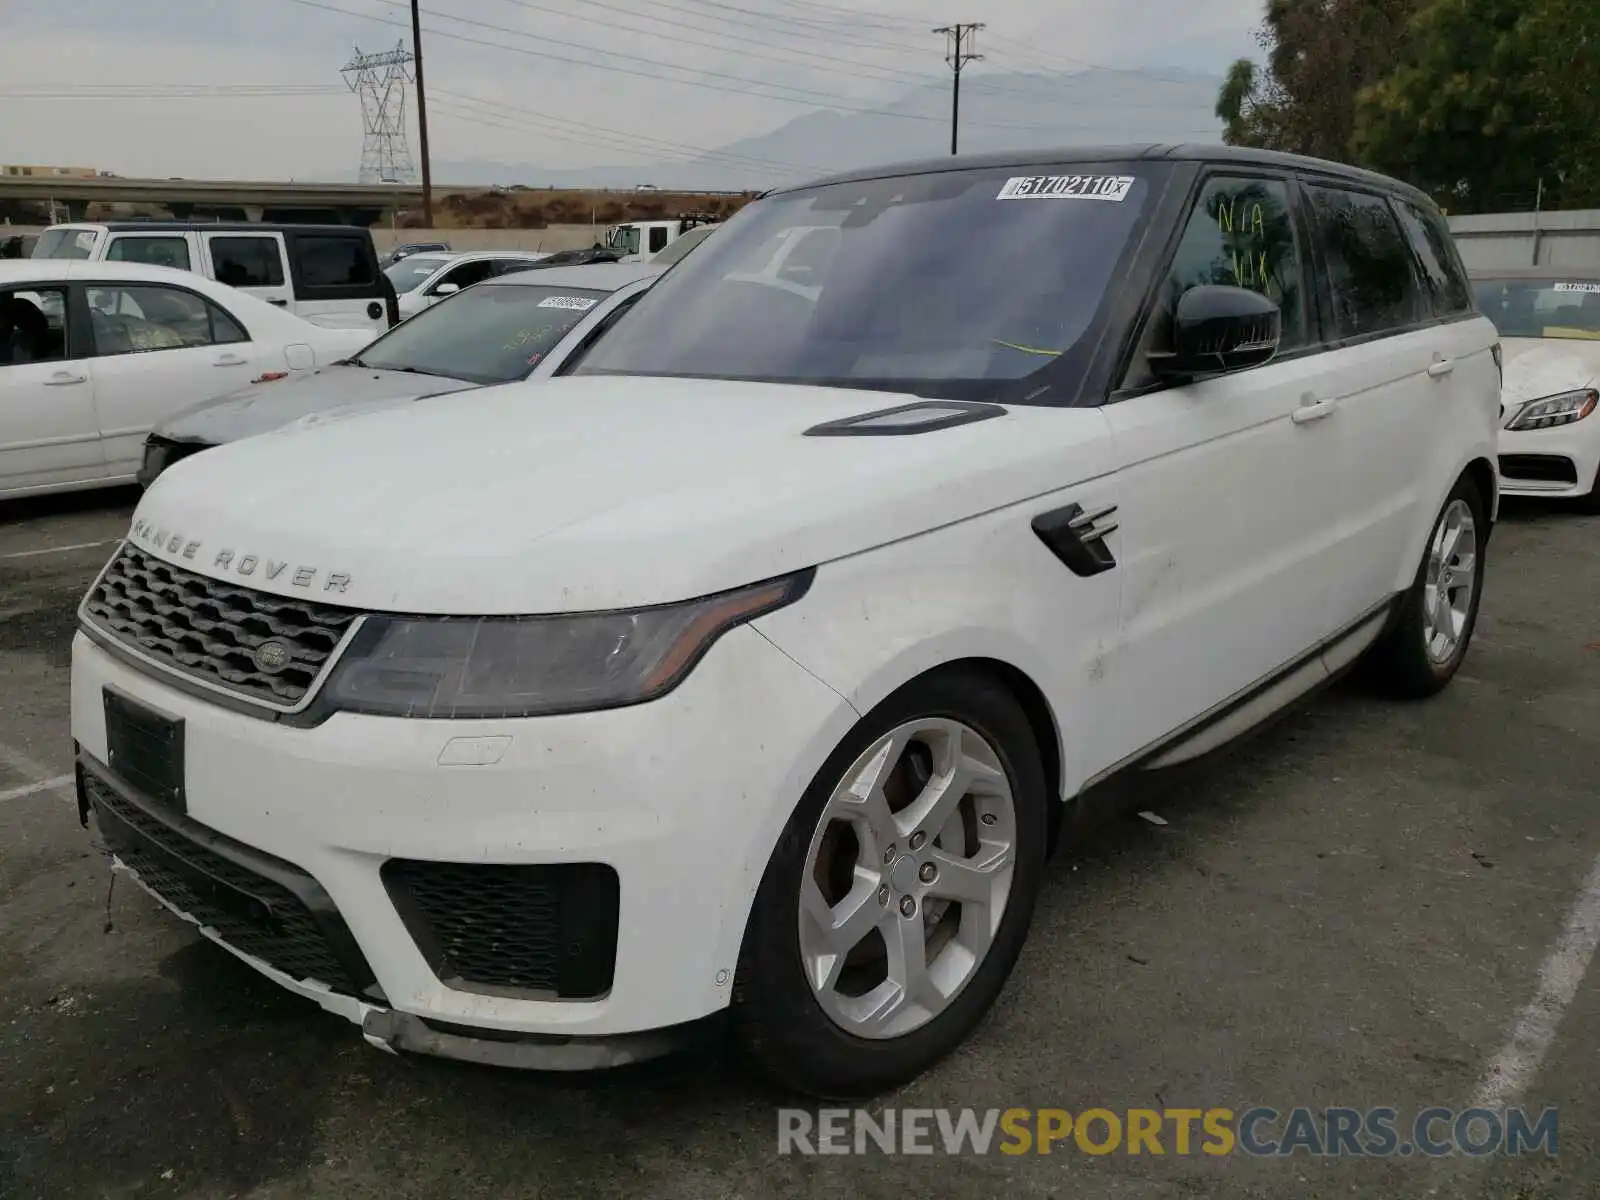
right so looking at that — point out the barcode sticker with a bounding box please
[537,295,599,310]
[996,174,1135,202]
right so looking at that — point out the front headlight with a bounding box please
[320,569,813,719]
[1506,388,1598,431]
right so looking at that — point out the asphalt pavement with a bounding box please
[1,484,1597,1200]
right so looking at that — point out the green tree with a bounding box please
[1217,0,1425,161]
[1350,0,1594,211]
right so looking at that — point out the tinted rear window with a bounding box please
[1306,186,1427,338]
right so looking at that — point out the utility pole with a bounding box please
[933,23,984,156]
[410,0,434,226]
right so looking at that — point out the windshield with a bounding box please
[1473,278,1600,341]
[574,165,1159,400]
[354,282,613,383]
[32,227,100,260]
[384,255,452,293]
[607,226,641,256]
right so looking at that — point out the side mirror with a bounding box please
[432,282,461,297]
[1151,284,1281,379]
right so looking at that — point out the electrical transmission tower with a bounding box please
[932,23,984,156]
[341,41,417,184]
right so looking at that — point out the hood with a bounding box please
[1500,338,1600,407]
[129,375,1114,615]
[152,365,478,445]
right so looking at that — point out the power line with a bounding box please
[433,88,827,174]
[1,84,345,97]
[282,0,1219,136]
[933,23,983,156]
[489,0,942,93]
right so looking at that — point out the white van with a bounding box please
[33,222,393,333]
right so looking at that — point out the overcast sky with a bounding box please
[1,0,1262,180]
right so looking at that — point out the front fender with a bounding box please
[753,489,1123,802]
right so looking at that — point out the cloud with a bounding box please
[2,0,1255,179]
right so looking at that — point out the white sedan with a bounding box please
[1472,268,1600,511]
[0,259,372,499]
[384,250,552,319]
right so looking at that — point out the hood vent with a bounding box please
[803,400,1006,437]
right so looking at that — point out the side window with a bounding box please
[85,285,242,355]
[0,286,70,365]
[209,237,285,288]
[106,236,192,272]
[436,260,495,293]
[1306,186,1426,338]
[649,226,669,254]
[1394,199,1473,317]
[1161,175,1308,353]
[294,235,375,287]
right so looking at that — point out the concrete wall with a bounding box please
[370,225,604,253]
[2,223,607,254]
[1446,209,1600,271]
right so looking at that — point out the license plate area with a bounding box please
[103,689,185,815]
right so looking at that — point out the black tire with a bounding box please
[730,667,1049,1099]
[1366,474,1488,698]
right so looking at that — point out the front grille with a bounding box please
[1499,453,1578,484]
[86,769,375,996]
[382,860,620,999]
[82,544,361,707]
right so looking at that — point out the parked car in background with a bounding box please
[31,222,393,334]
[1471,266,1600,510]
[383,241,451,266]
[138,262,661,486]
[1,259,370,498]
[383,250,553,318]
[71,145,1500,1099]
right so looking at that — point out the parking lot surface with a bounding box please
[1,487,1597,1200]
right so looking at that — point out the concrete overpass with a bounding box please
[0,174,425,227]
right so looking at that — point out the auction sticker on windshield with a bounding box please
[537,295,600,311]
[996,175,1135,202]
[1552,282,1600,295]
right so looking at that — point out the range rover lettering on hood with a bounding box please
[128,519,353,594]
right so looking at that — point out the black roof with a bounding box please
[72,221,370,236]
[1468,265,1600,281]
[771,143,1432,207]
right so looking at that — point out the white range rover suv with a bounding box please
[70,146,1501,1099]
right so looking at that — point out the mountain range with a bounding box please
[423,67,1226,191]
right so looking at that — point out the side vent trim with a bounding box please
[803,400,1006,437]
[1032,501,1119,577]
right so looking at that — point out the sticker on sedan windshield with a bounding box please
[996,174,1135,202]
[1552,281,1600,294]
[537,295,599,311]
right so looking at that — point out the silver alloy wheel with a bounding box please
[1422,497,1479,664]
[797,717,1018,1040]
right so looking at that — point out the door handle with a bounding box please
[1427,358,1455,378]
[213,354,248,367]
[266,298,288,306]
[1291,397,1337,425]
[44,370,88,386]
